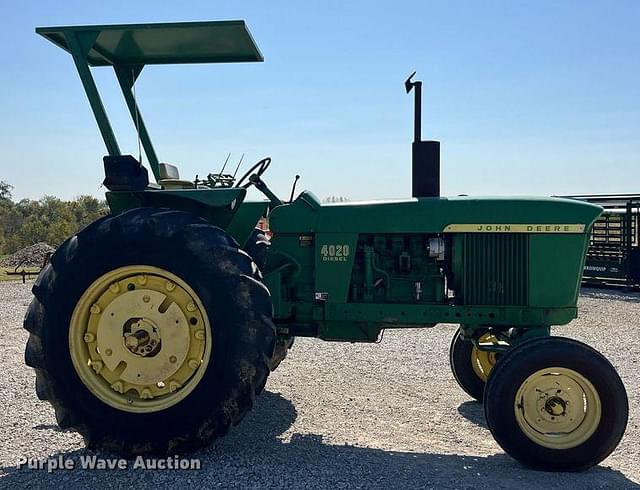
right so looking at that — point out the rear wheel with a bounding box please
[68,265,214,413]
[484,337,628,471]
[24,208,275,455]
[449,328,500,401]
[269,336,295,371]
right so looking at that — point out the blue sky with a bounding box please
[0,1,638,201]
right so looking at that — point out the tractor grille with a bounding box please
[462,234,528,306]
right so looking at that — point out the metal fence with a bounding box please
[563,194,640,289]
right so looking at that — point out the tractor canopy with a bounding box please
[35,21,263,66]
[35,21,263,182]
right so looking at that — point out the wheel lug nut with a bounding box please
[194,330,205,340]
[109,282,120,293]
[110,381,124,393]
[168,380,182,393]
[90,304,101,315]
[105,348,112,356]
[186,302,197,312]
[83,333,95,343]
[169,355,177,363]
[137,275,148,285]
[140,388,153,399]
[188,359,200,370]
[165,281,175,292]
[142,295,150,303]
[90,360,103,374]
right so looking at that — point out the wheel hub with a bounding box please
[123,317,161,357]
[69,266,212,413]
[544,395,567,417]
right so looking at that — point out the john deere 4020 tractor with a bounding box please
[27,21,628,471]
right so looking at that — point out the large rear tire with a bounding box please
[269,336,295,371]
[484,336,628,471]
[24,208,275,456]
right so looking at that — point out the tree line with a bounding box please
[322,196,350,203]
[0,181,108,255]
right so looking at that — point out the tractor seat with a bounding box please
[158,163,194,189]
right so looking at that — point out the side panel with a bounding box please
[263,232,316,325]
[453,232,591,309]
[528,234,590,307]
[314,233,358,302]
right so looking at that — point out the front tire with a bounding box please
[484,336,628,471]
[24,208,275,456]
[449,328,500,402]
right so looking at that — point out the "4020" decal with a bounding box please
[320,244,350,262]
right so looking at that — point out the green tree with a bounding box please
[71,195,109,228]
[0,181,12,201]
[15,215,47,249]
[0,183,109,254]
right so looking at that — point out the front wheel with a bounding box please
[449,328,500,402]
[484,336,628,471]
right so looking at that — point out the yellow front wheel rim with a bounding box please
[514,367,601,449]
[471,333,499,382]
[69,265,212,413]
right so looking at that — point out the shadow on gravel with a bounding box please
[33,424,72,432]
[457,401,487,429]
[2,390,638,489]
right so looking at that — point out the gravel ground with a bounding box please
[0,281,638,489]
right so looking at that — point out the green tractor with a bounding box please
[27,21,628,471]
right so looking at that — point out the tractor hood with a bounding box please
[269,191,603,235]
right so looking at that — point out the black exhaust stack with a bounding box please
[405,72,440,198]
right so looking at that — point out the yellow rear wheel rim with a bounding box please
[69,265,212,413]
[514,367,601,449]
[471,333,499,382]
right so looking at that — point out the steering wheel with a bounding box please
[235,157,271,188]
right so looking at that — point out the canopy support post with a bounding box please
[114,65,161,182]
[64,31,121,157]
